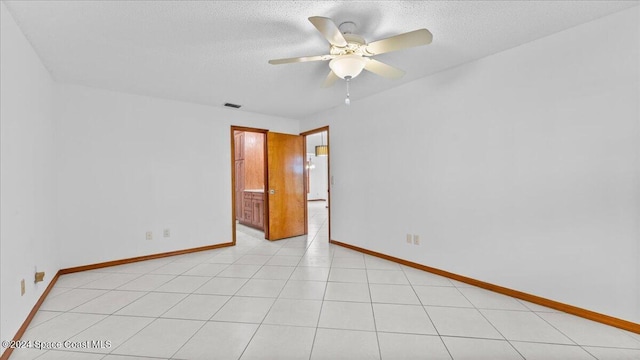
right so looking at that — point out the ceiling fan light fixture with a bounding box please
[329,54,367,79]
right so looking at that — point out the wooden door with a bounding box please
[266,132,305,240]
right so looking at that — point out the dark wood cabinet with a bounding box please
[252,193,264,228]
[243,192,252,223]
[240,191,264,230]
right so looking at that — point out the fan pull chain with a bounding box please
[345,76,351,105]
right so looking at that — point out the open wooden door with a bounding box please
[266,132,305,240]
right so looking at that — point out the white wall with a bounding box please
[55,84,299,269]
[0,2,58,353]
[304,7,639,323]
[1,3,299,346]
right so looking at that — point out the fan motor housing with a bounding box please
[330,33,369,56]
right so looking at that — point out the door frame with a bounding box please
[230,125,330,245]
[300,126,331,242]
[230,126,269,245]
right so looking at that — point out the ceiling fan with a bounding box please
[268,16,433,93]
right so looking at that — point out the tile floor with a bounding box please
[8,202,640,359]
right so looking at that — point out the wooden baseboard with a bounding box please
[330,239,640,334]
[60,242,234,274]
[0,271,62,360]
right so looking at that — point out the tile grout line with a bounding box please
[111,233,262,358]
[455,287,527,359]
[308,242,333,360]
[401,264,455,360]
[305,209,330,360]
[233,209,323,359]
[525,301,586,350]
[88,234,256,358]
[210,238,275,360]
[163,262,239,359]
[527,306,631,360]
[364,258,384,360]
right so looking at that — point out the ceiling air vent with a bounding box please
[224,102,242,109]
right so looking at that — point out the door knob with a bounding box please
[269,189,276,194]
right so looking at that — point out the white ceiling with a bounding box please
[4,1,637,119]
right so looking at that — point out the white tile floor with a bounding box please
[8,202,640,359]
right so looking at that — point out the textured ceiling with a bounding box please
[4,1,638,119]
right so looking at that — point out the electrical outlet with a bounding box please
[406,234,412,244]
[413,234,420,245]
[163,229,170,238]
[146,231,153,240]
[20,279,25,296]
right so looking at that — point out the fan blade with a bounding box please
[308,16,348,46]
[366,29,433,55]
[364,59,405,79]
[268,54,334,65]
[322,71,339,88]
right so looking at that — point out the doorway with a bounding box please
[301,127,331,243]
[232,127,268,245]
[230,126,308,245]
